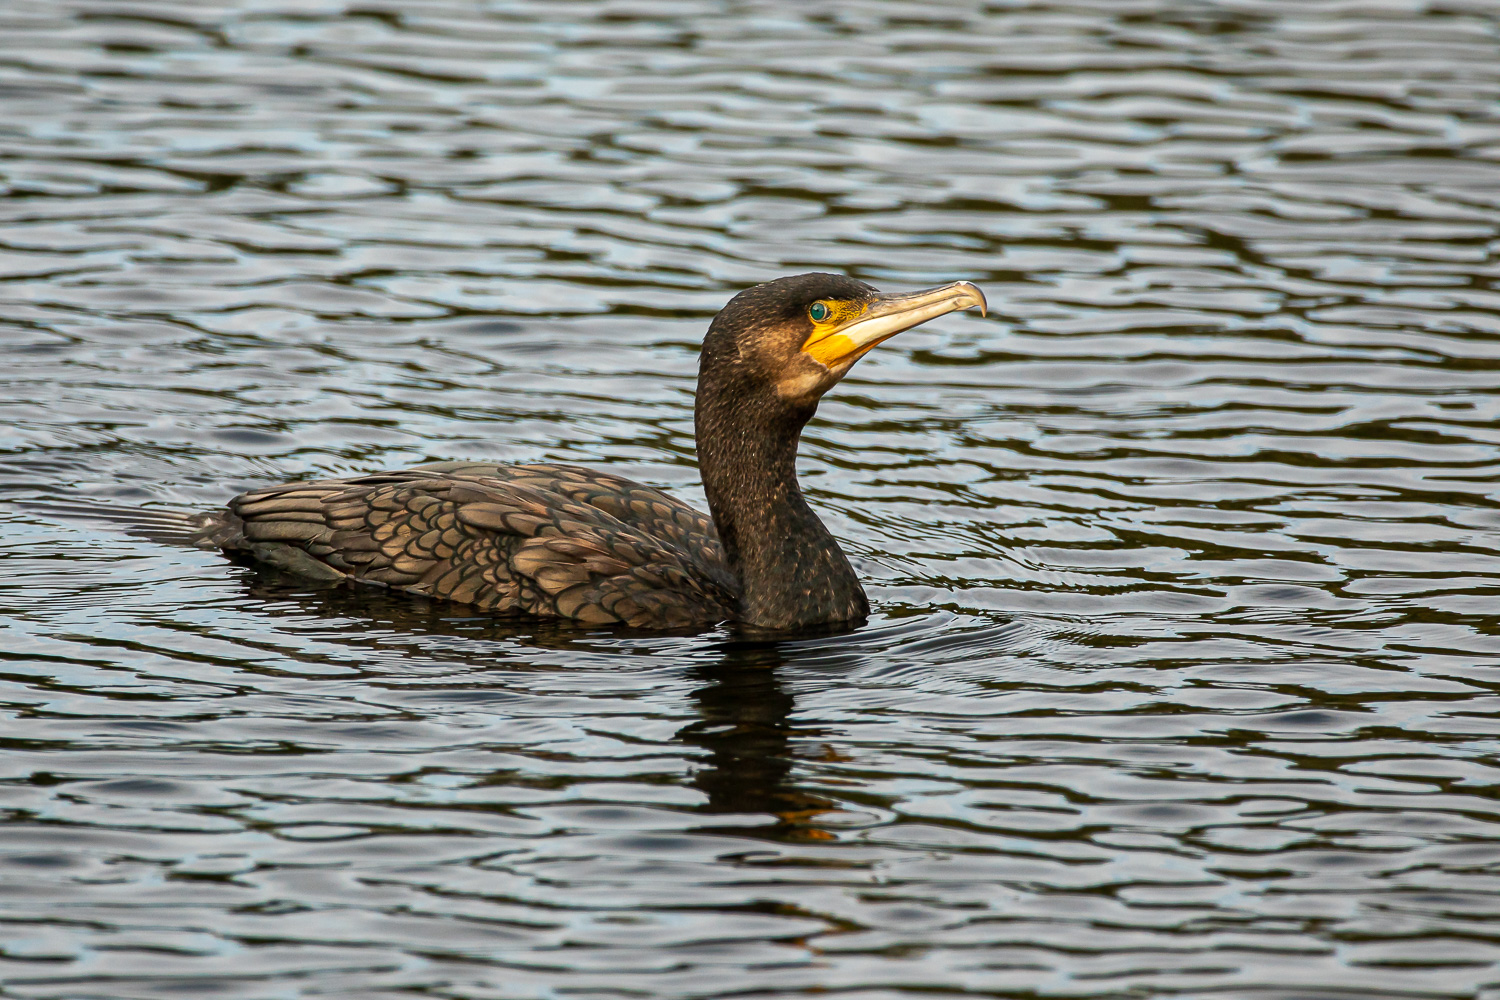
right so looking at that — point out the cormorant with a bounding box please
[192,273,986,631]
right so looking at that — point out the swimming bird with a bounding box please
[192,274,986,631]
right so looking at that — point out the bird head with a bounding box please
[702,272,987,405]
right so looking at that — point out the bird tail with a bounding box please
[18,498,231,548]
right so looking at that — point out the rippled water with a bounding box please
[4,1,1500,997]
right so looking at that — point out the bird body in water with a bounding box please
[193,274,986,631]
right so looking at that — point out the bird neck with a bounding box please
[694,370,869,631]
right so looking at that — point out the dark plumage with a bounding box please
[194,273,986,631]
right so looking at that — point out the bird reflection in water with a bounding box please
[224,571,841,842]
[679,640,840,843]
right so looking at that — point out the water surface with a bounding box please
[3,1,1500,997]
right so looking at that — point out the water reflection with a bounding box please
[244,565,839,840]
[682,641,836,843]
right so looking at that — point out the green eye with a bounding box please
[809,302,830,322]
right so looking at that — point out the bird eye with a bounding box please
[809,302,830,322]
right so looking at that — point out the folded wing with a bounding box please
[217,468,737,628]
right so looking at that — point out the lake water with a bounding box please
[3,2,1500,997]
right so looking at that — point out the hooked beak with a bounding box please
[803,281,987,369]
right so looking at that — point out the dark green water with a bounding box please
[3,2,1500,997]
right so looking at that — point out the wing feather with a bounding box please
[218,466,736,627]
